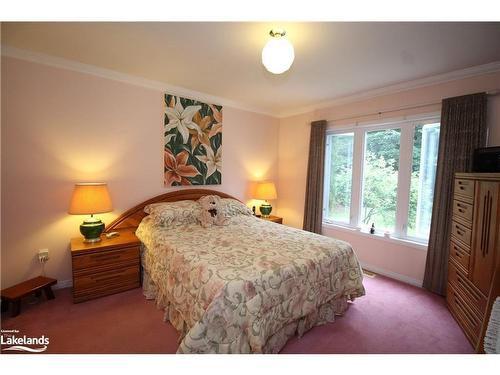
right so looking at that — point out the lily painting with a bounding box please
[164,94,222,186]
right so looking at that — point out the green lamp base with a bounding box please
[80,216,105,243]
[259,202,273,218]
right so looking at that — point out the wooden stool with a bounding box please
[1,276,57,317]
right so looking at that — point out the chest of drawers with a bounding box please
[70,230,141,303]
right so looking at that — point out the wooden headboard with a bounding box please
[104,188,240,233]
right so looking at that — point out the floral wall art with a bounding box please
[164,94,222,186]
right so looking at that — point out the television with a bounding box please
[472,146,500,172]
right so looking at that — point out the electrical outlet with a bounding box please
[38,249,49,263]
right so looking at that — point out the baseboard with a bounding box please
[54,268,422,290]
[360,261,423,287]
[54,279,72,290]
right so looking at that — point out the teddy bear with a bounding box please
[198,195,228,228]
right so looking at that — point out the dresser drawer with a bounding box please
[446,283,480,347]
[73,264,140,291]
[452,199,473,224]
[450,220,472,247]
[72,246,139,271]
[454,178,475,199]
[448,261,486,315]
[449,240,470,271]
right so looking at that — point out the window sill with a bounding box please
[322,222,428,251]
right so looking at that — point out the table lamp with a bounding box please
[255,181,277,218]
[68,183,113,243]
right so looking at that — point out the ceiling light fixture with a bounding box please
[261,29,295,75]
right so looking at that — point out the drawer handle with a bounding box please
[90,271,128,282]
[90,254,121,261]
[457,275,480,302]
[456,229,463,236]
[454,294,478,329]
[91,275,126,283]
[458,208,465,213]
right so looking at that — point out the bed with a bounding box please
[104,189,365,354]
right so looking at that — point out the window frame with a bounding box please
[322,131,356,225]
[323,113,441,245]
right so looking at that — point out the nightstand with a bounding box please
[70,229,141,303]
[259,215,283,224]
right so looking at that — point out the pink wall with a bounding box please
[1,57,279,288]
[2,54,500,289]
[277,71,500,285]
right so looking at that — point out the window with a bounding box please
[324,133,354,223]
[408,123,440,239]
[362,128,401,232]
[323,117,440,243]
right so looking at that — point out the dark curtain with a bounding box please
[303,120,327,233]
[423,93,487,295]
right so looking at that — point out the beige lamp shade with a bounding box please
[255,181,278,200]
[68,183,113,215]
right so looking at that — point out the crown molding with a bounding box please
[3,45,499,119]
[277,60,500,118]
[1,45,278,118]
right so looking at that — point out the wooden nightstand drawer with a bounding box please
[73,278,140,303]
[72,246,139,271]
[70,229,141,303]
[73,264,139,291]
[259,215,283,224]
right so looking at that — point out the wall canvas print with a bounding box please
[164,94,222,186]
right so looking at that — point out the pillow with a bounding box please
[218,198,253,217]
[144,200,201,227]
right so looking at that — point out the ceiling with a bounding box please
[3,22,500,116]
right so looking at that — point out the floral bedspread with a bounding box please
[136,215,365,353]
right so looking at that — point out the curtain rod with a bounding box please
[327,89,500,124]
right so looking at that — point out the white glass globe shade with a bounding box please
[261,36,295,74]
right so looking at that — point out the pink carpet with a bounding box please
[0,274,474,354]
